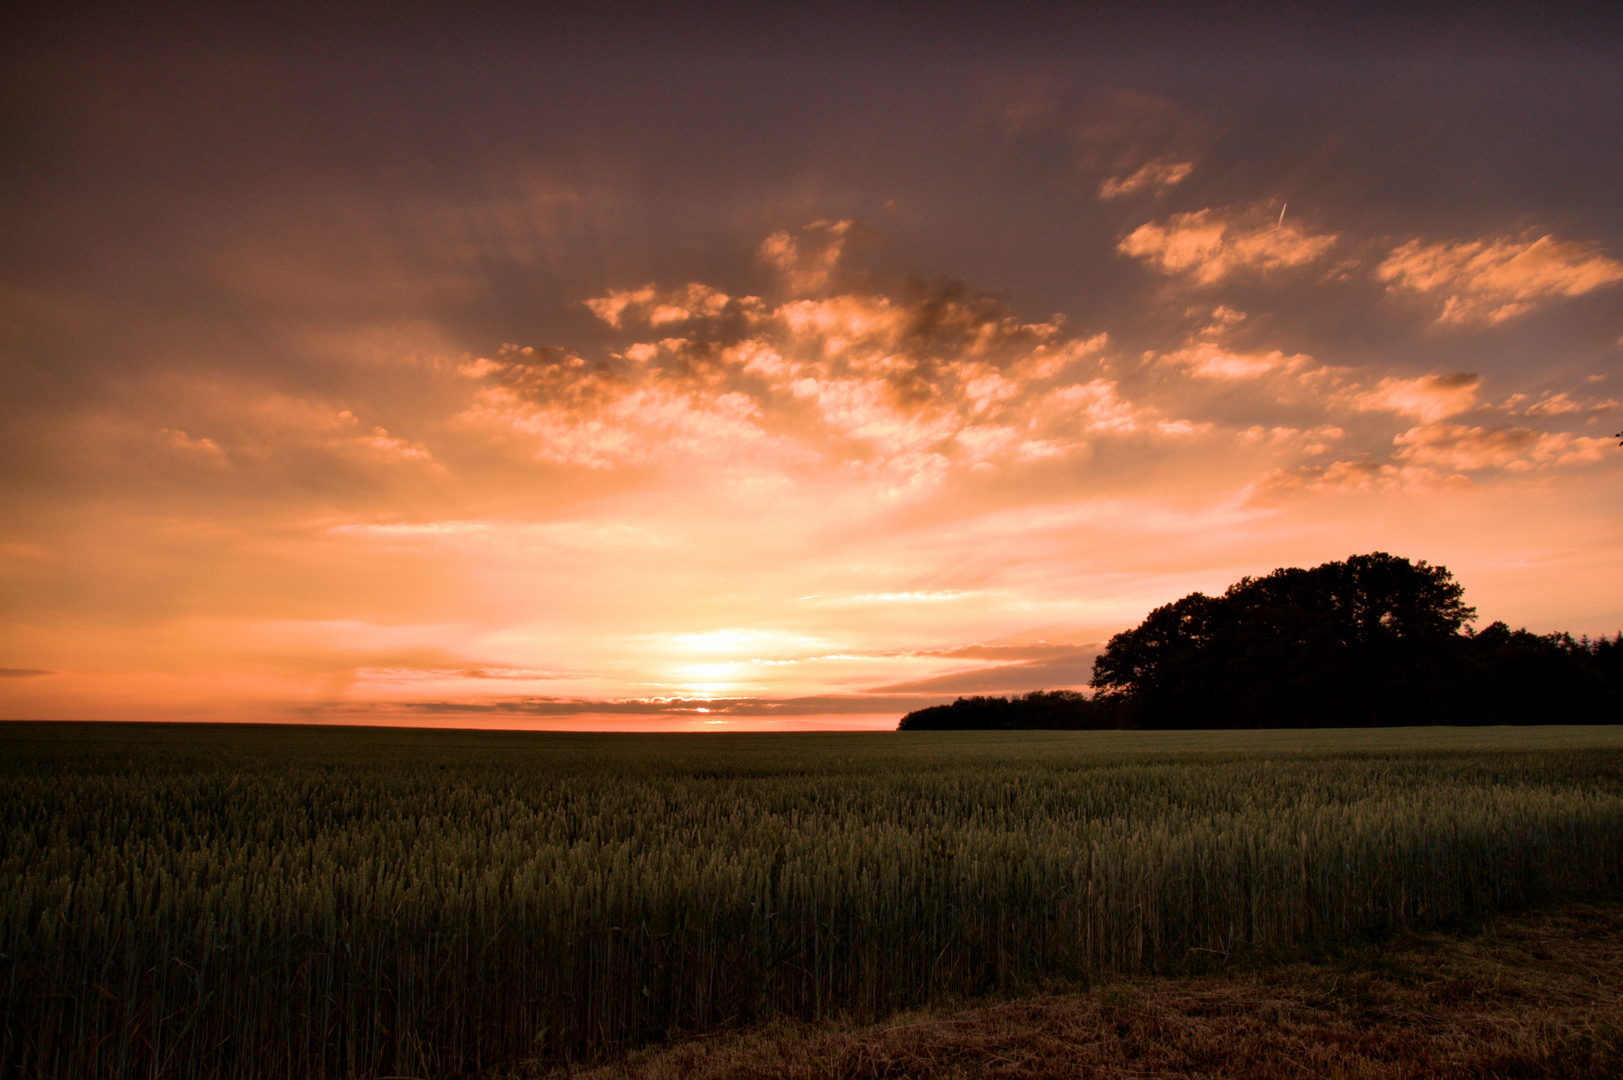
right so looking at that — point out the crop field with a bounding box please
[4,722,1623,1079]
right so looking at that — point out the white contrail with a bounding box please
[1278,203,1287,226]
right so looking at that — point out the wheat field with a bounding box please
[4,722,1623,1078]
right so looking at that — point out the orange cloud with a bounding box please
[1098,159,1194,200]
[1119,208,1337,284]
[584,283,752,328]
[1392,423,1611,472]
[1353,373,1482,423]
[452,266,1161,485]
[1262,459,1468,496]
[1160,341,1310,380]
[1513,392,1619,418]
[758,220,855,293]
[1377,234,1623,325]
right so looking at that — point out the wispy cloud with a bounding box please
[385,693,936,717]
[873,642,1101,694]
[1098,159,1194,200]
[1159,341,1311,380]
[1119,208,1337,284]
[1392,423,1611,472]
[1508,391,1619,418]
[1377,234,1623,325]
[757,220,856,294]
[812,591,975,606]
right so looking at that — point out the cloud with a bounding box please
[330,520,495,539]
[1263,390,1613,495]
[1119,208,1337,284]
[871,644,1100,693]
[1392,423,1611,472]
[159,428,224,457]
[1377,234,1623,325]
[812,590,975,607]
[354,665,570,684]
[583,283,757,329]
[0,668,55,678]
[1238,424,1344,455]
[1353,373,1481,422]
[159,396,442,476]
[1098,159,1194,199]
[1262,459,1465,495]
[359,426,435,464]
[452,246,1184,484]
[459,375,779,471]
[450,234,1610,513]
[757,220,856,293]
[1159,341,1310,380]
[384,693,934,717]
[1510,392,1619,418]
[1521,393,1583,417]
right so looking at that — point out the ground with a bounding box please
[529,901,1623,1080]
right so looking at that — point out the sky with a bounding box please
[3,5,1622,730]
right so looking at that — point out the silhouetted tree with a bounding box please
[1456,622,1621,723]
[1089,553,1475,727]
[899,553,1621,731]
[897,690,1124,730]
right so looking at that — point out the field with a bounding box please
[4,722,1623,1079]
[554,902,1623,1079]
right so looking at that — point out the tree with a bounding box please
[897,690,1123,730]
[899,554,1619,731]
[1456,622,1621,723]
[1089,553,1475,727]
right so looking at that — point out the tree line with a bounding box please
[898,553,1623,730]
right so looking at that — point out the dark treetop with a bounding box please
[899,553,1623,730]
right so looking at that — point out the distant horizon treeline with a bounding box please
[899,553,1623,730]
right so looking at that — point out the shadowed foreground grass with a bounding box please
[6,722,1623,1077]
[535,902,1623,1080]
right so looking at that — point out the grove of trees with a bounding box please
[898,553,1622,730]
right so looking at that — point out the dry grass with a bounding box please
[533,902,1623,1080]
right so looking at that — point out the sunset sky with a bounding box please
[4,7,1622,729]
